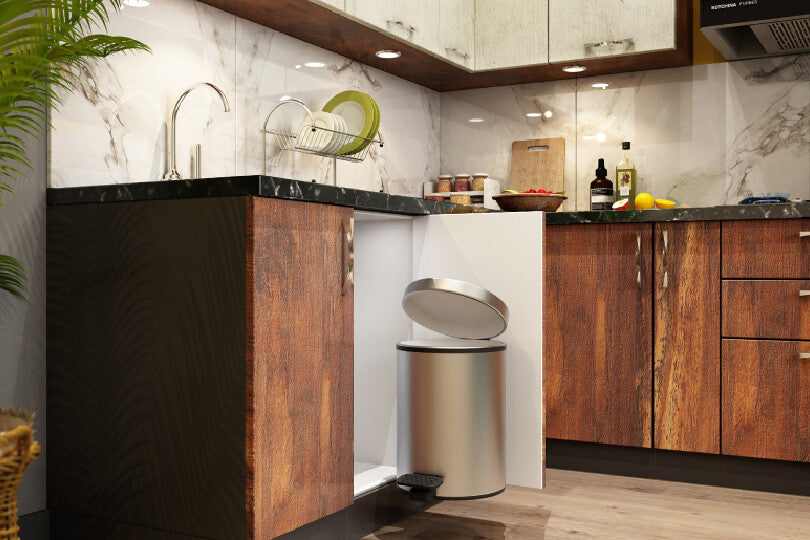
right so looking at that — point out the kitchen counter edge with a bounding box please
[546,203,810,225]
[46,176,458,216]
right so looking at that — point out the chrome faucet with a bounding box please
[164,82,230,180]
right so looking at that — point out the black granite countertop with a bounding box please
[46,175,458,216]
[546,203,810,225]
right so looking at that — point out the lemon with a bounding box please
[655,198,676,210]
[635,192,655,210]
[503,189,519,194]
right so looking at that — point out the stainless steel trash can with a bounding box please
[397,278,508,499]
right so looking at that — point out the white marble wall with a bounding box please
[49,0,440,196]
[442,55,810,210]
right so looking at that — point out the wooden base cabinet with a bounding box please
[722,339,810,462]
[545,223,653,447]
[653,222,721,454]
[47,197,354,539]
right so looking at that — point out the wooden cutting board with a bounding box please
[510,138,565,193]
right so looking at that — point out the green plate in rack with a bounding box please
[323,90,380,156]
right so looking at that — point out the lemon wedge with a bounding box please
[655,198,676,210]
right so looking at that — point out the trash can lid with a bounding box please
[402,278,509,339]
[397,338,506,353]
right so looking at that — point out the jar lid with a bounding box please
[454,173,472,178]
[402,278,509,339]
[438,174,453,179]
[472,173,489,178]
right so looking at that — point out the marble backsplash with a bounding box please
[441,55,810,211]
[48,0,440,196]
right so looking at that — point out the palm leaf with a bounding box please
[0,254,26,299]
[0,0,150,299]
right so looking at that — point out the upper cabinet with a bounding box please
[548,0,677,63]
[474,0,548,71]
[200,0,691,91]
[441,0,475,70]
[345,0,442,58]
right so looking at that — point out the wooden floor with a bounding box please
[363,469,810,539]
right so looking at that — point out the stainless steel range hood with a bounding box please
[701,0,810,60]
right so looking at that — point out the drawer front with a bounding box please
[722,339,810,462]
[722,219,810,279]
[722,280,810,340]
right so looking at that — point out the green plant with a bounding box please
[0,0,149,299]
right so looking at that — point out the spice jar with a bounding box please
[453,174,472,192]
[472,173,488,192]
[450,194,472,205]
[435,174,453,193]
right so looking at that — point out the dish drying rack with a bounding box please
[260,99,383,179]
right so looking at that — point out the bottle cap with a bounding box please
[622,141,630,150]
[595,158,607,178]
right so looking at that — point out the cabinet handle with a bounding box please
[663,270,668,289]
[662,230,669,257]
[445,47,470,59]
[800,290,810,297]
[636,231,641,257]
[800,353,810,360]
[637,266,642,287]
[800,231,810,238]
[584,38,635,48]
[387,19,418,34]
[343,217,354,295]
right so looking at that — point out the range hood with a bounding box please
[700,0,810,60]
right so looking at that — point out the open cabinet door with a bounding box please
[411,212,545,489]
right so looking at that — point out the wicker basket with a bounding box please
[0,423,41,540]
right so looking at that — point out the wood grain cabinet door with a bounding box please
[545,223,653,448]
[247,197,354,539]
[654,222,721,454]
[722,280,810,340]
[722,219,810,279]
[722,339,810,462]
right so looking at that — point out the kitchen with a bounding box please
[1,0,809,538]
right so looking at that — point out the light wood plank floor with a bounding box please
[364,469,810,539]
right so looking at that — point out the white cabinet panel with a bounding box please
[549,0,676,63]
[440,0,475,70]
[474,0,549,71]
[309,0,345,12]
[346,0,441,55]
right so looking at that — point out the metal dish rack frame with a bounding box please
[260,99,384,182]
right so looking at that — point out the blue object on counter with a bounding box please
[739,193,791,204]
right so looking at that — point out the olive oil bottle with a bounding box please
[616,141,636,210]
[589,158,613,211]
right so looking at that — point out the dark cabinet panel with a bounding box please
[722,339,810,462]
[654,222,721,454]
[545,223,653,448]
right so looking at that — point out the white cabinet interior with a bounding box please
[353,210,545,493]
[548,0,676,63]
[474,0,549,71]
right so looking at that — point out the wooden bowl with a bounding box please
[492,193,567,212]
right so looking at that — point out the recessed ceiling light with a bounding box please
[279,95,292,101]
[469,117,484,123]
[375,50,402,59]
[592,82,609,89]
[562,65,586,73]
[526,112,542,118]
[544,111,553,118]
[123,0,150,6]
[304,61,326,68]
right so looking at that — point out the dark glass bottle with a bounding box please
[589,158,614,211]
